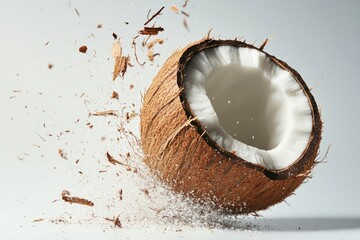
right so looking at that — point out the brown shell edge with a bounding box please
[177,39,322,180]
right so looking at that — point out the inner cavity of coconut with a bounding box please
[184,46,312,170]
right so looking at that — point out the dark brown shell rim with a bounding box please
[177,39,322,180]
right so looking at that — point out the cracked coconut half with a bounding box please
[140,38,322,214]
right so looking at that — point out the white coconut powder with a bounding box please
[184,46,312,170]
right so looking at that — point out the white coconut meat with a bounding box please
[184,46,313,170]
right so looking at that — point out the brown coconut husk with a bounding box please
[140,38,322,214]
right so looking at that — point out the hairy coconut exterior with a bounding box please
[140,39,322,213]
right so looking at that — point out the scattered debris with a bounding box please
[141,35,151,47]
[33,218,44,223]
[171,5,180,14]
[169,0,190,31]
[104,216,122,228]
[147,38,164,49]
[139,27,164,36]
[89,110,117,117]
[111,91,119,99]
[58,148,67,160]
[74,8,80,17]
[131,35,145,66]
[114,216,122,228]
[61,190,94,207]
[142,188,149,196]
[35,132,46,142]
[144,6,165,26]
[147,50,160,62]
[104,217,114,222]
[49,218,68,224]
[21,0,255,230]
[113,55,129,80]
[119,189,123,201]
[112,40,130,80]
[146,38,164,62]
[181,11,190,17]
[125,111,137,121]
[106,152,126,166]
[183,18,189,31]
[79,45,88,53]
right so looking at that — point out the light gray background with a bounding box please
[1,0,360,239]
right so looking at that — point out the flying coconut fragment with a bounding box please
[140,38,322,213]
[112,40,130,80]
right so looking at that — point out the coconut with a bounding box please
[140,38,322,214]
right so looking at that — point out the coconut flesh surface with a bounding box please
[184,46,312,170]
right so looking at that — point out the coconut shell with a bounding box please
[140,38,322,214]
